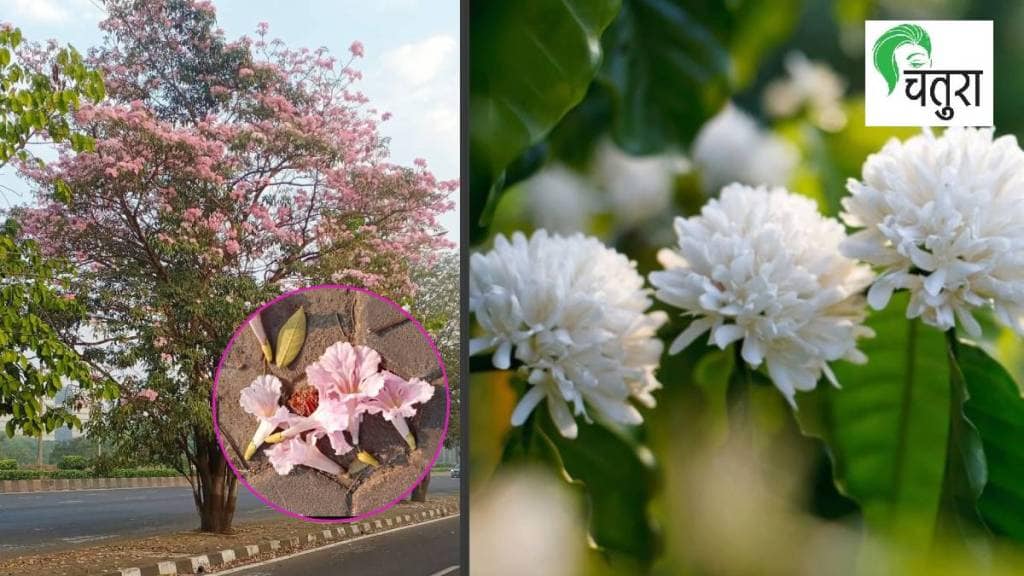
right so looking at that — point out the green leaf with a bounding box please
[796,293,950,549]
[598,0,731,154]
[937,336,988,542]
[533,404,657,564]
[727,0,801,86]
[54,178,72,204]
[958,343,1024,540]
[469,0,621,241]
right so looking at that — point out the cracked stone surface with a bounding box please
[215,286,448,518]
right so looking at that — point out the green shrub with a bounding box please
[0,459,17,470]
[50,469,91,479]
[0,469,45,480]
[108,467,179,478]
[90,454,116,477]
[0,465,179,480]
[58,455,89,470]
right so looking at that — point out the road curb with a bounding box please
[94,504,458,575]
[0,476,189,494]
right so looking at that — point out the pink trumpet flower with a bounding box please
[265,432,342,476]
[239,375,291,460]
[267,394,354,456]
[306,342,386,443]
[249,314,273,363]
[364,372,434,449]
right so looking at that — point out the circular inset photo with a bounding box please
[213,285,449,521]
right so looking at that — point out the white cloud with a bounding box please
[366,32,459,236]
[8,0,71,24]
[380,34,456,87]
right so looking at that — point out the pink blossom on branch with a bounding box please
[18,0,453,301]
[137,388,159,401]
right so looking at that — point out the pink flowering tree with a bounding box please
[16,0,454,533]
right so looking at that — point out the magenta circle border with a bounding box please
[211,284,451,524]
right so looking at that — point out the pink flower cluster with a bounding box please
[17,0,455,303]
[240,341,434,477]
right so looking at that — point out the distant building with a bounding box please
[0,385,90,441]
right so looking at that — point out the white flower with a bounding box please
[763,52,847,132]
[470,230,667,438]
[593,139,689,226]
[525,165,601,234]
[470,470,584,576]
[841,128,1024,336]
[650,184,875,406]
[692,104,799,195]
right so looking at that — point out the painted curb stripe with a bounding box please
[90,505,457,575]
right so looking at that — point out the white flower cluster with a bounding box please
[650,184,875,406]
[841,128,1024,336]
[592,140,689,227]
[470,230,667,438]
[473,125,1024,424]
[763,52,847,131]
[525,165,601,234]
[692,104,799,195]
[525,140,687,235]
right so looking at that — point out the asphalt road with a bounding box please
[0,474,459,556]
[214,515,460,576]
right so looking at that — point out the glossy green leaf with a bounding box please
[469,0,621,242]
[796,293,950,548]
[536,407,658,564]
[598,0,798,155]
[958,343,1024,540]
[937,337,988,542]
[599,0,730,154]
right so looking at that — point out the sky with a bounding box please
[0,0,461,238]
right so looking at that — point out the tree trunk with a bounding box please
[190,430,238,533]
[36,433,43,466]
[411,473,430,502]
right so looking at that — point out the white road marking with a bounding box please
[208,515,460,575]
[428,566,459,576]
[62,534,116,544]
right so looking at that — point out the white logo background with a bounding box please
[865,20,993,127]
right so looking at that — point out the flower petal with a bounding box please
[511,385,547,426]
[669,317,714,355]
[546,392,578,439]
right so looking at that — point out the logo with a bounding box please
[865,20,992,127]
